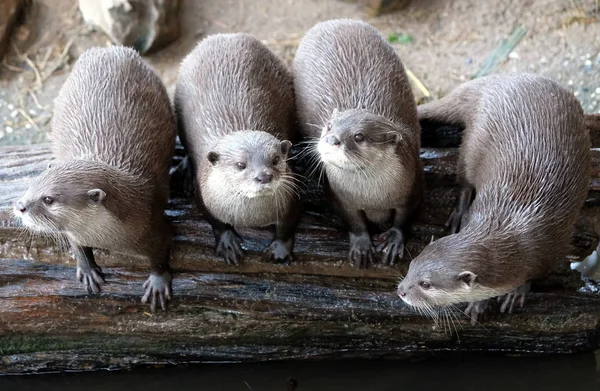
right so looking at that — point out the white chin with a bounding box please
[318,145,348,168]
[18,214,46,232]
[246,186,275,198]
[399,295,414,306]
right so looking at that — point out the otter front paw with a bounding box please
[498,282,530,314]
[215,229,244,265]
[142,271,173,312]
[464,299,490,326]
[76,265,105,294]
[263,239,294,264]
[349,232,374,269]
[376,227,405,266]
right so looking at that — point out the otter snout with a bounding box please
[397,281,408,299]
[325,135,341,146]
[255,171,273,184]
[14,200,27,214]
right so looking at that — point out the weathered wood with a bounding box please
[0,129,599,373]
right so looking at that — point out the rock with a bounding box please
[78,0,181,55]
[0,0,28,60]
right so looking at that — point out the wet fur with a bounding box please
[15,46,176,310]
[293,19,422,267]
[399,73,591,313]
[174,33,300,263]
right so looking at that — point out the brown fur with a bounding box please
[293,19,422,269]
[14,46,177,311]
[397,73,591,321]
[174,33,300,265]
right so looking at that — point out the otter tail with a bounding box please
[417,82,480,127]
[418,83,481,148]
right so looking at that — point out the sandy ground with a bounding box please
[0,0,598,146]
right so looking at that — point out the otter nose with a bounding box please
[15,201,26,213]
[397,286,407,297]
[255,172,273,184]
[325,135,341,146]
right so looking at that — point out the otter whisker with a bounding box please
[280,180,301,200]
[304,122,323,130]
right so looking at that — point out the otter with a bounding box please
[293,19,423,269]
[174,33,300,265]
[13,46,177,312]
[397,73,591,323]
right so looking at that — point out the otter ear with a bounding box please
[388,132,402,145]
[207,151,219,166]
[87,189,106,205]
[280,140,292,155]
[332,108,339,117]
[458,271,478,288]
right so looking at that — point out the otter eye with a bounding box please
[42,196,54,206]
[236,162,246,170]
[326,122,332,132]
[354,133,365,142]
[272,156,281,165]
[419,281,431,289]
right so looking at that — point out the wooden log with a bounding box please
[0,127,599,373]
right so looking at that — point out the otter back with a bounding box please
[293,18,419,148]
[175,33,296,163]
[51,46,175,197]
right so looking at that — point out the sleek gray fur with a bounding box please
[174,33,300,265]
[14,46,176,311]
[397,73,591,323]
[293,19,423,269]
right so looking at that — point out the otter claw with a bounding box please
[464,300,490,326]
[76,266,105,294]
[349,233,374,269]
[498,282,530,314]
[142,271,173,312]
[376,227,405,266]
[215,229,244,265]
[263,239,294,264]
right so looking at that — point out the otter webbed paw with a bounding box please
[263,239,294,264]
[142,271,173,312]
[464,299,491,326]
[76,265,105,294]
[498,282,531,314]
[376,227,405,266]
[215,229,245,265]
[349,232,374,269]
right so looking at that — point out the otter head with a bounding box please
[397,234,501,309]
[14,161,113,237]
[317,108,401,172]
[206,130,292,198]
